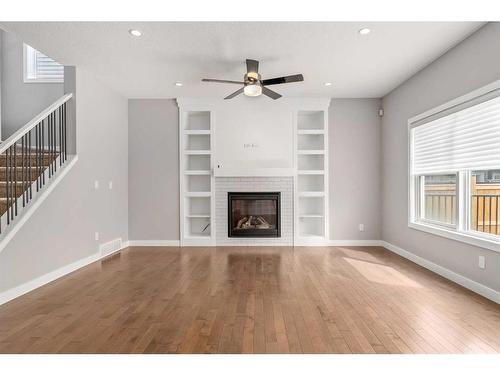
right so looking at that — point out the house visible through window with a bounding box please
[23,44,64,83]
[409,86,500,251]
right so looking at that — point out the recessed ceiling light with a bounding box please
[358,28,371,35]
[175,82,183,87]
[324,82,332,86]
[129,29,142,37]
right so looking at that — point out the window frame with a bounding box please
[23,44,64,84]
[414,172,459,230]
[408,79,500,253]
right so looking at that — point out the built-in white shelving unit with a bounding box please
[295,109,329,244]
[179,110,215,245]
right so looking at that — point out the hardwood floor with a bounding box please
[0,245,499,353]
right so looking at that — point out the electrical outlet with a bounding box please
[478,255,486,269]
[95,232,99,241]
[108,181,113,190]
[94,180,99,190]
[358,224,365,232]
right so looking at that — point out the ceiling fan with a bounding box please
[202,59,304,100]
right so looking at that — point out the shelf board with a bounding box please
[297,150,325,155]
[184,170,211,175]
[297,129,324,134]
[299,215,324,218]
[185,192,211,197]
[184,150,211,155]
[297,170,324,175]
[185,234,211,239]
[299,191,325,197]
[186,214,210,218]
[185,130,211,135]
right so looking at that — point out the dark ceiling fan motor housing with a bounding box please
[202,59,304,100]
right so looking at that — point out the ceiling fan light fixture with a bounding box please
[244,84,262,97]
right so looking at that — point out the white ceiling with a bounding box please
[0,22,484,99]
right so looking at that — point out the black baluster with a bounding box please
[35,124,38,192]
[9,146,13,221]
[53,111,57,173]
[29,131,32,200]
[48,113,52,178]
[22,135,25,207]
[59,107,62,166]
[14,143,17,217]
[64,102,67,161]
[5,147,9,225]
[42,119,45,186]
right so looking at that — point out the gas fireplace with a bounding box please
[228,192,281,238]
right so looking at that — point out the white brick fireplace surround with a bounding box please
[215,177,293,246]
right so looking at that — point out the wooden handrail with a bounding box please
[0,93,72,155]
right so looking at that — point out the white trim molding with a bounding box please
[0,239,129,306]
[328,240,384,247]
[127,240,180,247]
[381,241,500,304]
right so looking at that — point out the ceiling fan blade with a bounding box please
[202,79,244,85]
[262,86,282,100]
[224,87,244,100]
[261,74,304,86]
[246,59,259,74]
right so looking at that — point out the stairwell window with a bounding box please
[23,44,64,83]
[409,81,500,253]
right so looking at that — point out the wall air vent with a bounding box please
[99,238,123,257]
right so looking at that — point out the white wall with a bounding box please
[214,98,294,170]
[0,30,64,139]
[0,67,128,293]
[381,22,500,292]
[330,99,382,240]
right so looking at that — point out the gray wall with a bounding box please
[381,22,500,292]
[330,99,382,240]
[128,99,179,241]
[127,98,381,242]
[0,67,128,293]
[0,30,64,139]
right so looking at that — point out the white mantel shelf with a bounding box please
[214,168,295,177]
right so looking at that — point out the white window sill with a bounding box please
[24,79,64,84]
[409,221,500,253]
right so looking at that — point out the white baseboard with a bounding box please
[127,240,180,247]
[381,241,500,304]
[0,240,128,306]
[127,240,383,247]
[215,242,294,247]
[328,240,383,247]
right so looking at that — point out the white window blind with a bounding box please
[411,95,500,175]
[24,44,64,82]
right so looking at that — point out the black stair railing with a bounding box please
[0,93,72,233]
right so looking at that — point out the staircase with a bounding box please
[0,94,72,234]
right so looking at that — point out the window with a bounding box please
[419,174,457,226]
[471,169,500,236]
[409,83,500,252]
[23,44,64,83]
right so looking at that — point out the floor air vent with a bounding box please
[99,238,123,257]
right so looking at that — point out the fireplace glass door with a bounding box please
[228,192,281,238]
